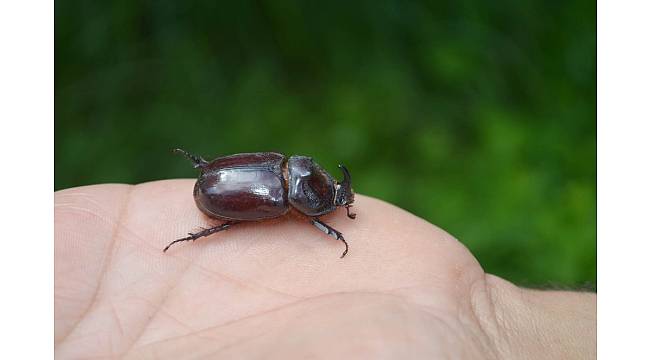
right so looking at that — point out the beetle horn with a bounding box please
[336,164,355,206]
[339,164,352,188]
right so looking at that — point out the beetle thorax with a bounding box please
[287,156,337,216]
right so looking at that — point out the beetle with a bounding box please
[163,149,356,257]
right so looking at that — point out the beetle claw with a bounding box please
[339,236,349,258]
[345,205,357,219]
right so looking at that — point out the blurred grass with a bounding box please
[55,0,595,287]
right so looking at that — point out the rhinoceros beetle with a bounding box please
[163,149,356,258]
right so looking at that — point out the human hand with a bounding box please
[55,180,595,359]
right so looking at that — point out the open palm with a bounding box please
[55,179,501,359]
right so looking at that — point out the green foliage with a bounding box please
[55,0,595,287]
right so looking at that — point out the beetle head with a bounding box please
[335,165,356,219]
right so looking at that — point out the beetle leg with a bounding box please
[172,148,208,169]
[311,218,349,258]
[163,222,237,252]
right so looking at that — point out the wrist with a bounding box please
[483,275,596,359]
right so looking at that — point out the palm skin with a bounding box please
[55,179,502,359]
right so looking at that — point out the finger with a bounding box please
[55,180,484,358]
[56,179,479,296]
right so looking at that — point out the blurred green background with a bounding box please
[55,0,595,287]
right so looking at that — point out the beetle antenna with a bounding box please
[173,148,208,169]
